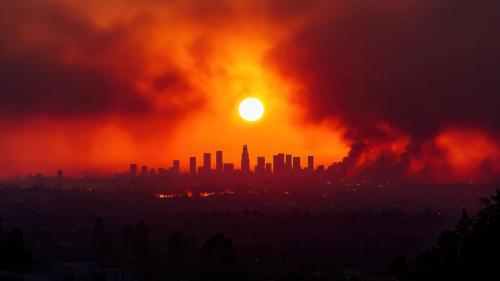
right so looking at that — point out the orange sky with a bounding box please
[0,0,499,181]
[0,0,349,176]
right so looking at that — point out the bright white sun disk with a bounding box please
[239,98,264,122]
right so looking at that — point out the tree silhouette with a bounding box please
[405,190,500,280]
[92,218,117,266]
[122,221,161,281]
[415,249,437,273]
[133,221,152,261]
[122,225,136,261]
[201,233,235,280]
[456,209,472,237]
[0,228,31,270]
[167,231,188,277]
[390,254,411,280]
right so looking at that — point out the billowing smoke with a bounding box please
[268,0,500,181]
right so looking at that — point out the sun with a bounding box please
[239,98,264,122]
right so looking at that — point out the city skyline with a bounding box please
[125,144,316,177]
[1,142,337,179]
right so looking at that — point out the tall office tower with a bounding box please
[57,169,63,178]
[273,155,278,173]
[130,163,138,176]
[189,157,197,175]
[256,156,265,173]
[172,160,180,174]
[203,153,211,171]
[285,154,292,171]
[265,163,272,173]
[241,145,250,173]
[277,153,285,173]
[223,163,234,173]
[141,165,148,175]
[216,150,223,173]
[307,155,314,171]
[273,154,285,174]
[293,156,301,172]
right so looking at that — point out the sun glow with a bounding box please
[239,98,264,122]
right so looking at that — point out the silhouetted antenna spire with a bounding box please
[241,144,250,173]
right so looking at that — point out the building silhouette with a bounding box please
[216,151,223,173]
[273,153,285,173]
[285,154,292,171]
[293,156,301,172]
[141,165,148,176]
[172,160,180,174]
[307,155,314,171]
[129,164,137,176]
[189,157,196,175]
[203,153,211,172]
[256,156,265,173]
[265,163,272,173]
[241,145,250,173]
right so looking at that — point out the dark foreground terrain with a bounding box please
[0,179,498,280]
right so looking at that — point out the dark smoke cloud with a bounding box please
[0,0,205,120]
[269,0,500,140]
[268,0,500,180]
[0,0,318,120]
[0,54,152,117]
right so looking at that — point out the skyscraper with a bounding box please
[129,163,137,176]
[273,155,278,173]
[141,165,148,175]
[189,157,196,175]
[256,156,265,173]
[273,153,285,173]
[285,154,292,171]
[307,155,314,171]
[216,150,223,173]
[172,160,180,174]
[293,156,301,172]
[265,163,272,173]
[203,153,211,171]
[241,145,250,173]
